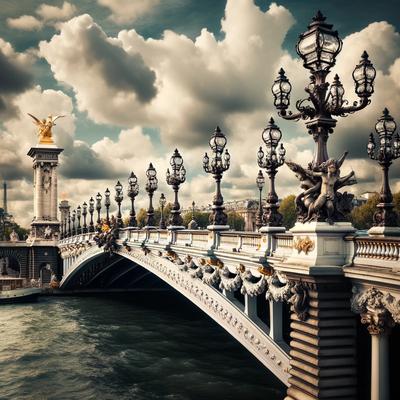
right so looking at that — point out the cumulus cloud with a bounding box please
[98,0,160,24]
[39,14,158,126]
[36,1,77,22]
[7,15,43,31]
[0,39,35,117]
[6,2,76,32]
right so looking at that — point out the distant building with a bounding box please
[183,199,262,231]
[352,191,379,207]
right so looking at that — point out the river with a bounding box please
[0,293,285,400]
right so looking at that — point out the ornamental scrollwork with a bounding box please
[293,236,314,255]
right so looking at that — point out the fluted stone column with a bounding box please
[285,274,358,400]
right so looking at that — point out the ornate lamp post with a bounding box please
[257,118,285,227]
[255,170,265,230]
[105,188,111,225]
[88,197,95,233]
[166,149,186,228]
[367,108,400,235]
[82,202,88,233]
[71,209,76,236]
[127,172,139,228]
[67,211,72,237]
[272,11,375,224]
[77,205,82,234]
[159,193,167,229]
[188,201,198,230]
[96,192,102,231]
[272,12,375,167]
[145,163,158,229]
[203,126,231,229]
[114,180,124,228]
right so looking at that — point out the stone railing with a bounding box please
[273,233,293,258]
[59,227,400,273]
[351,235,400,269]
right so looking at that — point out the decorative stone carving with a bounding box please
[94,226,119,255]
[9,230,19,242]
[219,266,242,292]
[44,225,53,239]
[240,269,266,297]
[202,264,220,286]
[289,282,309,321]
[293,236,314,255]
[266,271,293,302]
[351,287,398,334]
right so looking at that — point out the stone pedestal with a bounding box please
[280,222,355,275]
[28,144,63,240]
[259,226,286,255]
[285,274,358,400]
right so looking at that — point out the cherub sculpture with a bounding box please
[28,113,65,144]
[286,151,357,224]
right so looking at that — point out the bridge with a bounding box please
[57,224,400,400]
[2,10,400,400]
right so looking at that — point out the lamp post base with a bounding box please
[167,225,185,230]
[275,222,356,275]
[207,224,230,231]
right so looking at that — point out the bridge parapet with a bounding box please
[350,235,400,269]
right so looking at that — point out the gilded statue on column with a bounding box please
[28,113,65,144]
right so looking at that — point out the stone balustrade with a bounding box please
[58,228,400,274]
[343,235,400,270]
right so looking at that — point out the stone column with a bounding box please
[371,332,390,400]
[269,300,284,342]
[351,287,397,400]
[244,294,257,319]
[284,274,358,400]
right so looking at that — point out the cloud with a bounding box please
[98,0,160,24]
[36,1,77,22]
[0,39,35,117]
[39,2,297,147]
[6,15,43,31]
[39,14,158,127]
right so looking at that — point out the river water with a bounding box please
[0,293,285,400]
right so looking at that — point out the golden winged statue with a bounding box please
[28,113,65,144]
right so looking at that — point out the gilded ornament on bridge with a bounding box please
[294,236,314,255]
[258,265,272,276]
[28,113,65,144]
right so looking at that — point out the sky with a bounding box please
[1,0,400,228]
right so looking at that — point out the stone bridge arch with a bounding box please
[60,245,290,385]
